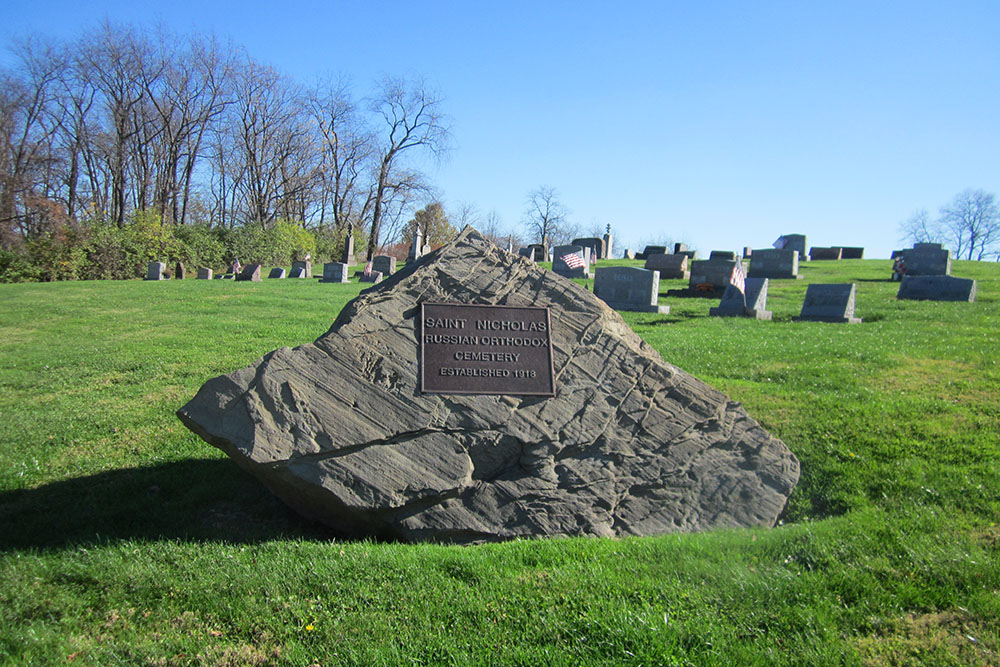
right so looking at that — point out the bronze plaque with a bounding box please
[420,303,555,396]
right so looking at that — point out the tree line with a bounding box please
[0,21,457,280]
[899,189,1000,260]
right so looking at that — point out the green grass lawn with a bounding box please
[1,259,998,665]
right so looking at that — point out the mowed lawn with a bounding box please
[1,258,998,665]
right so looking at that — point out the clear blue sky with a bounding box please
[6,1,999,258]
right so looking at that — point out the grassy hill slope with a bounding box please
[1,258,998,665]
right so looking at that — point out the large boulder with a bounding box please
[178,227,799,543]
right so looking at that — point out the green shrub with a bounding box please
[0,247,38,283]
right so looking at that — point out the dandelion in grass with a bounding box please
[305,624,315,632]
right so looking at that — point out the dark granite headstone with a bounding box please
[593,266,669,313]
[372,255,397,276]
[291,260,312,279]
[900,243,951,276]
[897,275,976,302]
[636,245,667,260]
[145,262,166,281]
[809,247,843,260]
[236,264,262,282]
[674,243,688,254]
[623,249,635,260]
[289,267,307,278]
[794,283,861,323]
[523,244,547,262]
[572,237,605,261]
[743,247,752,258]
[840,247,864,259]
[776,234,807,260]
[268,268,287,279]
[552,245,592,279]
[359,270,383,284]
[321,262,349,283]
[644,253,689,279]
[688,257,741,291]
[175,262,186,280]
[709,250,738,261]
[748,249,800,279]
[197,267,213,280]
[710,277,772,320]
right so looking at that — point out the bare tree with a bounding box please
[898,208,938,246]
[307,78,373,232]
[364,76,450,260]
[218,57,317,228]
[939,189,999,260]
[522,186,568,246]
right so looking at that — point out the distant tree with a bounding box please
[898,208,938,246]
[938,189,999,260]
[522,186,567,246]
[364,77,450,260]
[400,201,456,248]
[307,78,373,232]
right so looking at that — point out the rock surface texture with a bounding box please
[178,228,800,543]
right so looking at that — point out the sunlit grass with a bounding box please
[1,259,998,664]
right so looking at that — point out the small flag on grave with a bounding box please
[561,253,585,269]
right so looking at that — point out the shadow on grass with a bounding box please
[0,459,333,551]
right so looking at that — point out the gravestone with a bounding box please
[525,244,547,262]
[644,253,689,279]
[236,264,262,282]
[774,234,807,260]
[359,270,383,284]
[674,243,687,254]
[552,245,592,279]
[603,224,613,260]
[794,283,862,323]
[748,249,800,279]
[743,247,752,258]
[372,255,397,276]
[518,247,534,260]
[321,262,350,283]
[890,250,904,259]
[636,245,667,260]
[900,243,951,276]
[197,267,213,280]
[342,227,355,266]
[289,267,307,278]
[175,262,186,280]
[709,250,738,261]
[593,266,669,313]
[710,278,772,320]
[179,227,799,543]
[145,262,166,281]
[291,260,312,279]
[268,268,287,279]
[840,247,864,259]
[572,237,605,261]
[688,257,741,292]
[407,227,431,262]
[897,275,976,302]
[809,247,842,260]
[623,249,635,260]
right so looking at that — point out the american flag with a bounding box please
[730,262,746,294]
[561,253,585,269]
[363,260,373,277]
